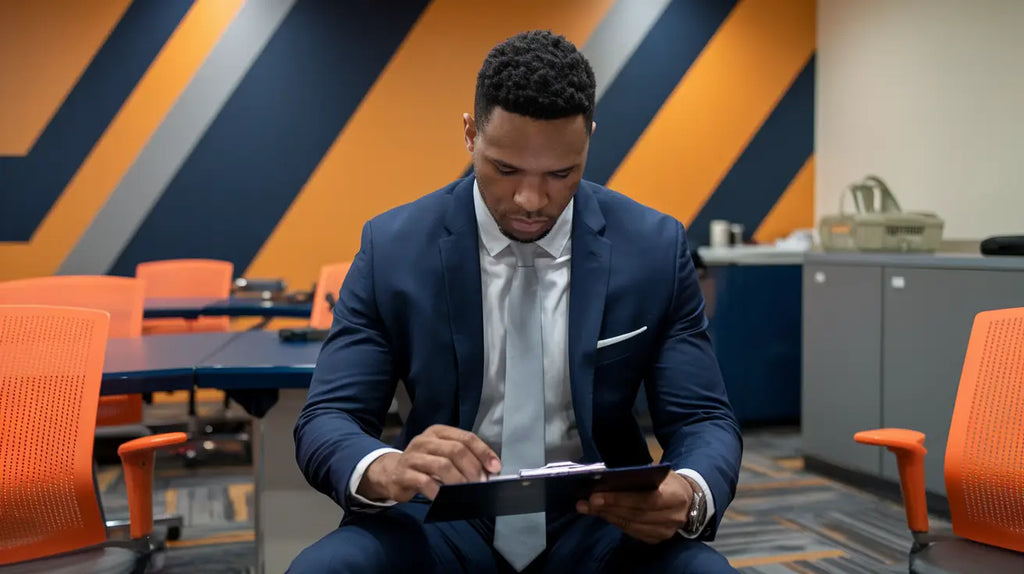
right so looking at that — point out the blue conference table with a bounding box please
[143,297,314,320]
[101,330,327,573]
[102,331,239,395]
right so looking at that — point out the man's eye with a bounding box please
[550,172,571,179]
[497,167,517,175]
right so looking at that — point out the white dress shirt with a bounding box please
[348,180,714,537]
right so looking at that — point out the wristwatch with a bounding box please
[681,476,707,537]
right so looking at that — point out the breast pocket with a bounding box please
[595,326,647,365]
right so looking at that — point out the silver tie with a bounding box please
[493,243,546,571]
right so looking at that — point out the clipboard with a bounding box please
[424,462,672,523]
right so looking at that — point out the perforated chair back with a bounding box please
[944,307,1024,552]
[135,259,233,333]
[0,276,145,426]
[309,262,351,330]
[0,305,110,565]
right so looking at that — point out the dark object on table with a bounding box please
[980,235,1024,256]
[233,277,287,299]
[279,327,330,342]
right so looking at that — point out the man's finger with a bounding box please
[589,505,686,527]
[400,468,441,500]
[599,513,675,544]
[424,439,489,483]
[432,426,501,474]
[589,490,668,511]
[404,452,466,487]
[621,521,676,544]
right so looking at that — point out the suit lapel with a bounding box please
[568,184,610,462]
[439,178,485,430]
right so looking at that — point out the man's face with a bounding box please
[464,107,590,243]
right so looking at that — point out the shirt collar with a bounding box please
[473,179,573,259]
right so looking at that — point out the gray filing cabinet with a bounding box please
[881,267,1024,494]
[802,252,1024,500]
[802,264,883,475]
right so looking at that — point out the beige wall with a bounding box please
[816,0,1024,240]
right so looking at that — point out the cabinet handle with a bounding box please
[891,276,906,289]
[814,271,826,284]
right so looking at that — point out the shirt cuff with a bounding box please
[348,447,403,508]
[674,468,715,539]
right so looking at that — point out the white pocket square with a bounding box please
[596,326,647,349]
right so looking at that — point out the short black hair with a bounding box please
[475,30,596,134]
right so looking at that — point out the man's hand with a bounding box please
[576,472,694,544]
[357,425,501,502]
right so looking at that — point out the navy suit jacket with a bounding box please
[294,177,742,539]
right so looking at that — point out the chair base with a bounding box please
[106,514,183,541]
[0,538,156,574]
[910,533,1024,573]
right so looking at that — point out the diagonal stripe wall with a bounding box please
[63,0,299,276]
[0,0,242,280]
[687,57,815,246]
[0,0,132,156]
[0,0,816,285]
[0,0,194,241]
[607,0,816,237]
[246,0,618,287]
[105,0,432,277]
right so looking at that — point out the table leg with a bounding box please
[255,389,342,574]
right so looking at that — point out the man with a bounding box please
[291,30,741,573]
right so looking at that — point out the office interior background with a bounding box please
[1,0,1022,573]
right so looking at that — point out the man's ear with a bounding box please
[591,120,597,136]
[463,113,477,152]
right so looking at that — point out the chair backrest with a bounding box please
[944,307,1024,553]
[0,276,144,338]
[0,276,146,426]
[309,262,351,330]
[135,259,233,333]
[0,305,110,565]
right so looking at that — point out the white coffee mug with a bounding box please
[710,220,731,248]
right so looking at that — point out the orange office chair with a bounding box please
[0,305,187,572]
[309,261,351,330]
[135,258,234,334]
[0,276,146,428]
[854,307,1024,573]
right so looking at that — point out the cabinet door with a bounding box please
[881,268,1024,495]
[802,264,883,475]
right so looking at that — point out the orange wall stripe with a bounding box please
[753,155,815,243]
[0,0,132,156]
[0,0,246,281]
[246,0,616,289]
[606,0,815,227]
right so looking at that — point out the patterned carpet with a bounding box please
[96,426,943,573]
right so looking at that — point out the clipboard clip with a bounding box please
[517,461,607,478]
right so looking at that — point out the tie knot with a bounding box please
[511,243,539,267]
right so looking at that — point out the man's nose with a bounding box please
[514,179,548,214]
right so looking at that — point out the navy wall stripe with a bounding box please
[0,0,194,241]
[686,56,815,246]
[583,0,737,185]
[108,0,430,276]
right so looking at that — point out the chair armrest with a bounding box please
[854,428,929,533]
[117,432,188,539]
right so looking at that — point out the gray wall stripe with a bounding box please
[59,0,298,275]
[581,0,675,101]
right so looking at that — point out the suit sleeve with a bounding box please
[293,221,400,514]
[643,222,743,540]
